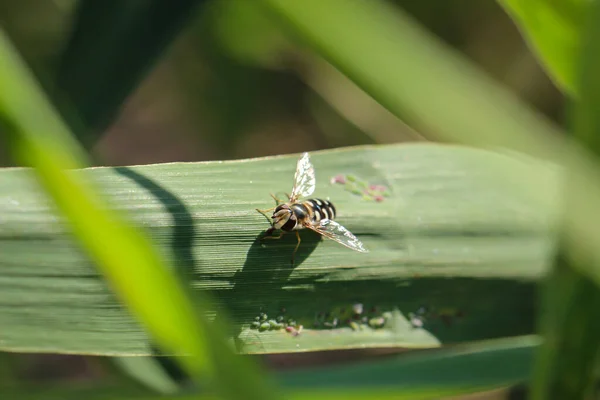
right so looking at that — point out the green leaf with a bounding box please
[113,356,182,394]
[279,336,537,392]
[0,385,504,400]
[0,385,497,400]
[56,0,205,144]
[497,0,587,96]
[1,336,536,399]
[0,27,275,400]
[531,255,600,399]
[531,0,600,398]
[0,144,555,355]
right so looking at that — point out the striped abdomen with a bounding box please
[284,198,336,231]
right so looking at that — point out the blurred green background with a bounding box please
[0,0,563,168]
[0,0,577,398]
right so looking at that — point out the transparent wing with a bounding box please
[290,152,316,201]
[305,219,369,253]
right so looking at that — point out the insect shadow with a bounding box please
[228,228,321,307]
[223,229,321,351]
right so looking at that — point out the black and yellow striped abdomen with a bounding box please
[303,198,336,223]
[281,198,336,231]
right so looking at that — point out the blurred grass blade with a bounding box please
[280,336,537,391]
[259,0,565,161]
[531,0,600,398]
[0,386,503,400]
[0,28,275,400]
[1,337,537,398]
[571,1,600,153]
[531,254,600,399]
[0,387,507,400]
[113,357,182,394]
[56,0,205,145]
[497,0,587,96]
[0,23,208,377]
[0,144,554,354]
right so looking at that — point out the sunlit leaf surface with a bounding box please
[0,144,556,354]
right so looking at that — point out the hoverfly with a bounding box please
[256,152,368,265]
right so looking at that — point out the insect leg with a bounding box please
[290,230,301,266]
[260,229,285,241]
[269,193,285,204]
[255,206,276,224]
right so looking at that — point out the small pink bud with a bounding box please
[330,174,346,184]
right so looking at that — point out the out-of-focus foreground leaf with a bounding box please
[0,27,274,400]
[56,0,206,145]
[0,144,556,354]
[497,0,587,96]
[531,0,600,398]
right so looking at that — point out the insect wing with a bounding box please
[290,152,316,201]
[306,219,368,253]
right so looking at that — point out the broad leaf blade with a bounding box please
[0,144,555,355]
